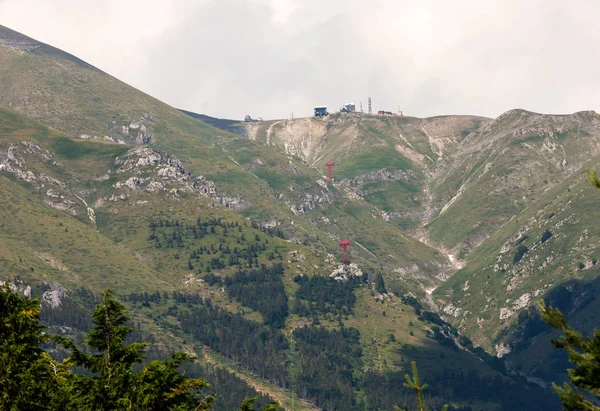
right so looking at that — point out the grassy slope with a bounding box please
[248,113,487,234]
[0,28,456,295]
[434,158,600,352]
[5,24,592,406]
[250,107,600,388]
[0,96,515,411]
[426,110,600,257]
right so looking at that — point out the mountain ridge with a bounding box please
[1,23,598,410]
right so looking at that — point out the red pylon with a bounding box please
[325,162,335,181]
[339,240,351,263]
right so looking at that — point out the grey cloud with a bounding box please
[1,0,600,120]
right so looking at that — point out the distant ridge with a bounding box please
[180,109,247,136]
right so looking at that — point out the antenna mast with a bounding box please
[368,97,372,115]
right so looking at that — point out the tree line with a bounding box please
[0,285,279,410]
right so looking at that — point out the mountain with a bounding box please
[0,24,454,296]
[244,110,600,386]
[1,23,598,409]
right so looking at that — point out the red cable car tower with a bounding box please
[325,161,335,181]
[339,240,351,264]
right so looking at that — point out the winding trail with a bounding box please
[266,120,283,146]
[222,148,259,179]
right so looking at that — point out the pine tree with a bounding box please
[0,285,72,410]
[57,289,215,410]
[375,272,387,294]
[395,362,448,411]
[238,396,279,411]
[538,301,600,410]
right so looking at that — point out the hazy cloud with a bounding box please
[2,0,600,119]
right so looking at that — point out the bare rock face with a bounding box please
[287,190,334,215]
[110,147,245,209]
[127,121,152,144]
[0,141,77,214]
[42,283,67,309]
[340,168,416,188]
[339,168,418,204]
[330,263,363,281]
[94,114,155,146]
[78,134,126,145]
[0,280,31,297]
[114,147,216,194]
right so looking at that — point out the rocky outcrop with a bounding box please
[287,191,334,215]
[330,263,363,281]
[110,147,245,209]
[0,280,31,297]
[339,168,416,189]
[42,283,67,309]
[78,134,126,145]
[125,120,152,145]
[0,141,78,214]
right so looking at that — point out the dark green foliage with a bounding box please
[363,367,558,411]
[1,285,285,410]
[203,273,222,286]
[539,301,600,410]
[401,295,505,372]
[495,278,600,385]
[292,325,364,410]
[588,168,600,189]
[224,263,288,328]
[375,272,387,294]
[293,274,364,317]
[238,396,280,411]
[50,137,128,160]
[178,300,288,386]
[196,366,278,411]
[0,285,71,410]
[57,290,214,410]
[395,361,448,411]
[148,217,282,270]
[39,291,95,332]
[513,244,529,263]
[541,229,553,243]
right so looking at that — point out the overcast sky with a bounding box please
[1,0,600,120]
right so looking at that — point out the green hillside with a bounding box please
[0,25,454,297]
[434,158,600,352]
[2,102,539,409]
[3,23,599,409]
